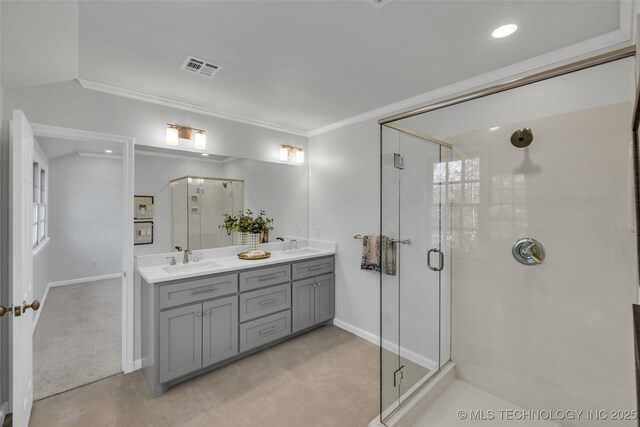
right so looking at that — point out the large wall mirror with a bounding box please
[134,145,308,255]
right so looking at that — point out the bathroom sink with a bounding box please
[161,260,221,274]
[281,248,325,256]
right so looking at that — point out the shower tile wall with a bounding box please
[400,58,637,425]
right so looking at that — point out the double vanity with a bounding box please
[137,241,336,396]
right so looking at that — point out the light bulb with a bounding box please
[295,149,304,164]
[194,131,206,149]
[166,126,179,145]
[491,24,517,39]
[280,146,289,161]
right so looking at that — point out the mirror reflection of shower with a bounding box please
[170,176,244,250]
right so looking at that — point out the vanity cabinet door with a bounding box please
[292,278,315,333]
[314,274,334,325]
[159,303,203,383]
[202,296,238,367]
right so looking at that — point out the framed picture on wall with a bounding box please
[134,221,154,245]
[134,195,154,219]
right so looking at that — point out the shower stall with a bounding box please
[170,176,244,250]
[378,52,638,426]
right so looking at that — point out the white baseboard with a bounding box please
[333,318,438,371]
[123,359,142,373]
[48,272,123,288]
[33,272,123,335]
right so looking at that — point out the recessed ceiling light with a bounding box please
[201,153,209,157]
[489,126,500,131]
[492,24,518,39]
[104,150,113,154]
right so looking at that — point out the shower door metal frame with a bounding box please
[379,123,452,424]
[379,45,634,125]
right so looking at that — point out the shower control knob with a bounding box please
[512,238,545,266]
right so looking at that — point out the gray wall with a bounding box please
[47,154,123,283]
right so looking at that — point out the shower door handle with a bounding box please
[427,249,444,272]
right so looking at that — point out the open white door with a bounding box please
[10,110,38,427]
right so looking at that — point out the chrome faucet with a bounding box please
[175,246,183,252]
[183,249,192,264]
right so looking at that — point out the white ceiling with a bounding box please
[37,135,123,159]
[1,1,628,134]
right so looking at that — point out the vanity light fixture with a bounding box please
[166,124,207,149]
[279,145,305,164]
[491,24,518,39]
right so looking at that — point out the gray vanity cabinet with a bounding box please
[159,303,203,383]
[143,254,335,396]
[292,272,335,333]
[202,295,238,367]
[158,296,239,383]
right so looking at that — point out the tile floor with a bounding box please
[409,379,559,427]
[30,325,380,427]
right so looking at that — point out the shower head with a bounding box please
[510,128,533,148]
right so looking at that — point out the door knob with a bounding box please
[22,300,40,312]
[0,306,12,317]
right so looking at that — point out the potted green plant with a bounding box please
[219,209,273,249]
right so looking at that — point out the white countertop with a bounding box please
[136,240,336,284]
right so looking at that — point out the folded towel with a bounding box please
[361,235,381,272]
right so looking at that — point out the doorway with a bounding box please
[31,134,126,399]
[7,113,135,426]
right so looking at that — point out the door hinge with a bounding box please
[394,153,405,170]
[393,365,405,387]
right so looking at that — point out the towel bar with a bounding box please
[353,234,411,245]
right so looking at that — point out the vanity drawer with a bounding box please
[239,265,290,292]
[292,256,335,280]
[240,283,290,322]
[239,310,291,353]
[159,274,238,309]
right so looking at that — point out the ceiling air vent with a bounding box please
[181,56,221,79]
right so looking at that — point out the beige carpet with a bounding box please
[33,278,122,400]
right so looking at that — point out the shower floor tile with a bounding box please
[409,379,560,427]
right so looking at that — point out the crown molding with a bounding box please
[308,29,634,137]
[77,78,309,138]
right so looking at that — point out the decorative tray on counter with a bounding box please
[237,251,271,260]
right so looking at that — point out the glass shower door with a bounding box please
[380,124,451,423]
